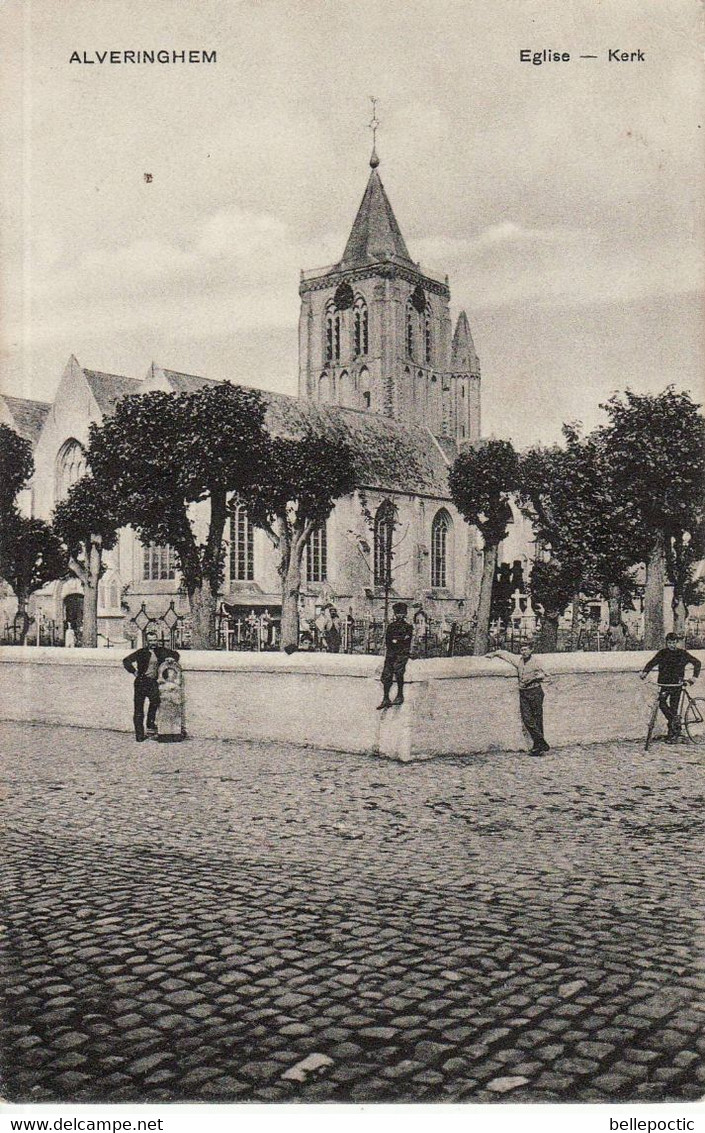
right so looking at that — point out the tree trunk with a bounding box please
[672,593,687,638]
[82,538,102,648]
[280,548,303,651]
[473,542,497,655]
[607,583,625,650]
[15,589,29,644]
[540,613,559,653]
[189,584,217,650]
[570,593,581,645]
[644,532,665,649]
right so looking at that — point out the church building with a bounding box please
[2,144,521,646]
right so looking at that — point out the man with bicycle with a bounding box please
[640,633,701,742]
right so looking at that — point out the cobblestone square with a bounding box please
[1,721,703,1104]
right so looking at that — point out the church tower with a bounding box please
[298,138,480,446]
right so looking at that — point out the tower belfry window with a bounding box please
[424,304,432,364]
[354,297,368,356]
[405,300,414,358]
[325,303,341,362]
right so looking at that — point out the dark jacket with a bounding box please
[123,645,180,679]
[641,647,701,685]
[385,619,413,659]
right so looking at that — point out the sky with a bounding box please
[0,0,703,448]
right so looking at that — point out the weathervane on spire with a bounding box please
[368,96,380,169]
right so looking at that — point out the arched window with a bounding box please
[306,524,327,583]
[325,307,334,362]
[424,303,432,364]
[55,439,87,502]
[230,504,254,582]
[405,299,414,358]
[353,297,368,356]
[431,509,452,589]
[339,370,353,407]
[374,500,396,588]
[325,302,341,363]
[334,311,341,360]
[359,366,371,410]
[318,372,330,402]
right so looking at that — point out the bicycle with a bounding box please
[644,681,705,750]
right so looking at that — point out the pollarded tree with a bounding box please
[0,424,34,518]
[244,428,356,650]
[87,382,270,649]
[0,514,68,642]
[518,426,646,648]
[449,440,519,655]
[529,558,581,653]
[53,476,121,648]
[600,388,705,646]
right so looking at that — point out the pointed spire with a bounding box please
[451,311,480,373]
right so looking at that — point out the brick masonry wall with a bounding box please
[0,646,703,761]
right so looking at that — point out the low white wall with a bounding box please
[0,647,702,761]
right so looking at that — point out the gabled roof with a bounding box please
[83,369,142,414]
[339,168,415,269]
[154,367,221,395]
[0,395,50,447]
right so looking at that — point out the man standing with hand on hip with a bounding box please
[123,628,180,742]
[487,644,551,756]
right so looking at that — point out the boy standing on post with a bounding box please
[378,602,413,709]
[640,632,701,742]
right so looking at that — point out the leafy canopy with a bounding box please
[448,439,519,547]
[87,382,270,590]
[0,513,68,599]
[600,387,704,539]
[245,428,356,558]
[518,424,646,598]
[53,475,121,560]
[0,424,34,517]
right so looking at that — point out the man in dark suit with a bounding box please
[123,629,180,741]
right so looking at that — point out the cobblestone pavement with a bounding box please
[1,721,703,1105]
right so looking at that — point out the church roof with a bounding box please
[149,367,453,498]
[339,168,415,269]
[266,394,452,497]
[151,367,217,395]
[0,395,50,447]
[83,369,142,414]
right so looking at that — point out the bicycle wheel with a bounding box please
[684,697,705,744]
[644,698,660,751]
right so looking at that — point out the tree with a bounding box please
[245,428,356,650]
[0,514,68,642]
[0,424,67,642]
[87,382,269,649]
[600,388,705,646]
[518,426,646,649]
[529,558,581,652]
[0,424,33,518]
[449,440,518,655]
[53,476,121,648]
